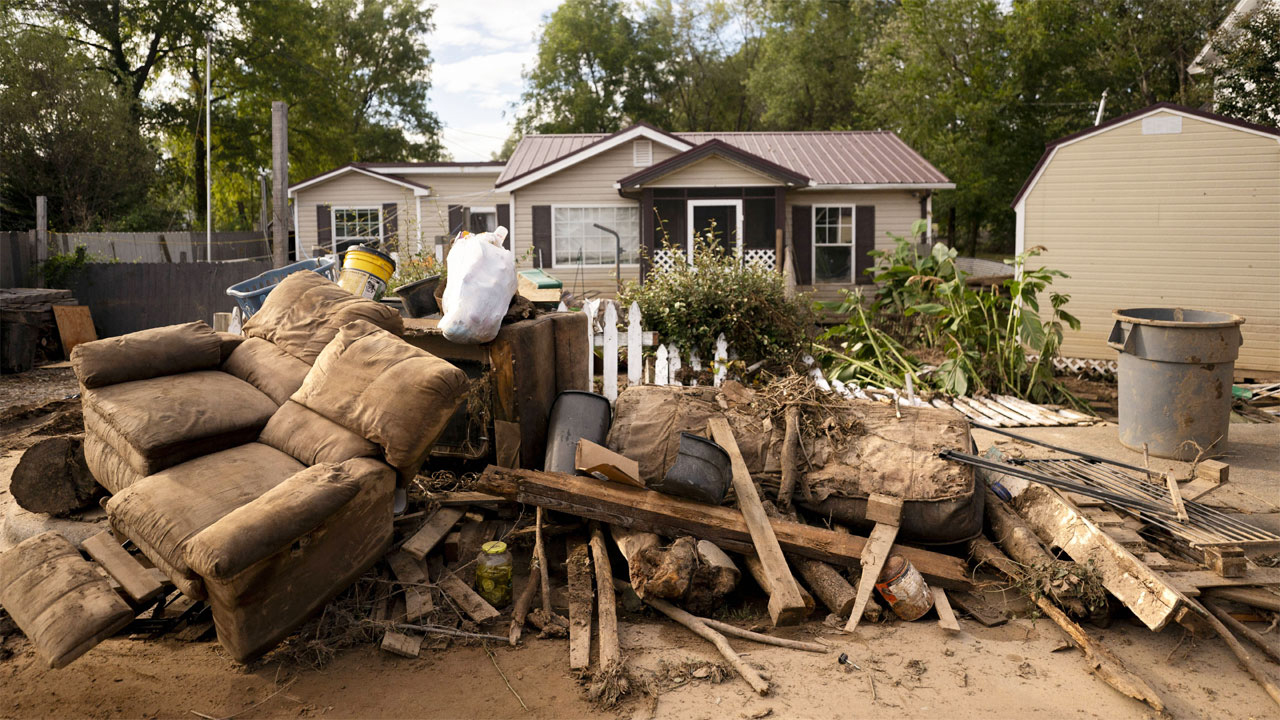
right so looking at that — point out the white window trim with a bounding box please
[550,203,642,270]
[686,199,743,259]
[811,204,857,285]
[469,205,497,214]
[331,205,384,255]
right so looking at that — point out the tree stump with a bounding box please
[11,435,101,516]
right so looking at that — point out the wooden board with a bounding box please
[708,417,809,626]
[948,590,1008,627]
[81,531,162,604]
[386,551,433,622]
[1162,567,1280,594]
[933,587,961,633]
[381,630,423,658]
[566,539,593,670]
[474,467,972,590]
[437,571,500,623]
[52,305,96,358]
[402,508,465,561]
[844,520,898,632]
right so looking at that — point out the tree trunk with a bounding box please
[10,435,101,516]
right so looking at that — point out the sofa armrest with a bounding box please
[183,461,375,581]
[72,321,223,388]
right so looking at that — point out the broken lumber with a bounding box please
[567,539,593,670]
[742,551,814,613]
[473,466,972,590]
[968,537,1165,712]
[11,435,100,516]
[80,532,163,605]
[386,551,433,622]
[438,571,500,624]
[402,507,465,561]
[983,486,1089,617]
[381,629,423,658]
[778,405,801,510]
[1203,598,1280,664]
[845,494,900,633]
[795,558,856,617]
[509,570,538,646]
[617,579,768,695]
[697,616,826,652]
[589,524,621,669]
[1192,598,1280,708]
[1204,587,1280,613]
[708,417,807,626]
[933,587,960,633]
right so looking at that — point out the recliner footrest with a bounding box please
[0,532,134,668]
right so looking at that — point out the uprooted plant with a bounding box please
[817,238,1085,407]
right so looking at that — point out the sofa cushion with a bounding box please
[83,371,277,477]
[222,337,311,406]
[106,442,306,578]
[292,320,469,479]
[242,271,404,365]
[259,400,380,466]
[83,432,144,494]
[216,331,246,363]
[72,321,222,389]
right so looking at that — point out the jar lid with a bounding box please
[482,541,508,555]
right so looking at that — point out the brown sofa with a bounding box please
[72,272,468,661]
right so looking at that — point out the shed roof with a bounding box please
[498,128,951,189]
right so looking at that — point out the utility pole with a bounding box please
[35,196,47,287]
[271,101,289,267]
[205,40,213,262]
[258,174,269,234]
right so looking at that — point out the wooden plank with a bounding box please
[976,397,1034,426]
[602,300,618,402]
[844,520,899,632]
[1165,473,1189,522]
[566,539,593,670]
[948,590,1008,627]
[438,571,500,624]
[494,420,521,469]
[402,507,465,561]
[626,302,642,386]
[933,587,961,632]
[381,630,423,658]
[708,417,808,626]
[866,493,903,526]
[386,551,433,622]
[1204,587,1280,612]
[589,524,620,668]
[52,305,96,358]
[1162,567,1280,593]
[81,531,162,604]
[474,467,972,590]
[433,491,509,508]
[1204,546,1246,578]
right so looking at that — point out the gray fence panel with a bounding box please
[51,231,271,264]
[62,260,273,337]
[1,231,37,288]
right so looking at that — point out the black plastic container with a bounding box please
[394,274,442,317]
[651,432,731,504]
[543,390,613,474]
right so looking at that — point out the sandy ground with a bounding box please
[2,363,1279,719]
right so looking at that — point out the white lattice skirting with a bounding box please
[744,248,776,271]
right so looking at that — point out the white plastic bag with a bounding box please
[438,226,516,344]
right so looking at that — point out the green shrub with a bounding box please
[620,233,815,369]
[40,246,93,287]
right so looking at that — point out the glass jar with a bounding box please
[475,540,513,607]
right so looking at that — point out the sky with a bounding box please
[425,0,564,160]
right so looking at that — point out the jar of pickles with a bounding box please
[475,540,513,607]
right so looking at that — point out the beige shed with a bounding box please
[1014,103,1280,375]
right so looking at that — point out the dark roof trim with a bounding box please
[354,161,506,168]
[289,163,433,193]
[616,139,812,188]
[495,122,693,189]
[1011,102,1280,207]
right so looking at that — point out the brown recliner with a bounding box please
[72,273,468,662]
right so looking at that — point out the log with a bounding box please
[610,525,664,595]
[794,558,855,617]
[1203,599,1280,665]
[708,418,807,626]
[567,538,593,670]
[617,580,768,695]
[535,507,553,613]
[697,616,826,653]
[589,524,621,669]
[983,487,1088,617]
[11,435,100,516]
[509,570,539,646]
[474,466,972,590]
[968,537,1165,712]
[778,405,801,510]
[1192,598,1280,708]
[694,540,740,599]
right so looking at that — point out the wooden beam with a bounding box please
[567,539,593,670]
[402,507,465,561]
[933,587,960,633]
[1204,587,1280,612]
[386,551,433,622]
[708,417,808,626]
[473,466,972,590]
[438,571,500,624]
[81,531,163,605]
[845,515,899,633]
[589,524,621,669]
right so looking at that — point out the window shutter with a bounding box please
[496,203,511,250]
[791,205,812,285]
[381,202,398,247]
[854,205,875,285]
[531,205,552,268]
[447,205,465,236]
[316,204,331,251]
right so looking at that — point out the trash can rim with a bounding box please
[1112,307,1245,329]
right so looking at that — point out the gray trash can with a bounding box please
[1107,308,1245,461]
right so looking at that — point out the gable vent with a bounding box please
[633,139,653,167]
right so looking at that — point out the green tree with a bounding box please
[1209,4,1280,127]
[516,0,671,134]
[0,28,158,230]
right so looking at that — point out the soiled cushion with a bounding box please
[82,371,277,477]
[222,337,311,406]
[83,432,144,494]
[291,320,468,478]
[183,460,378,580]
[216,331,246,363]
[0,532,133,669]
[106,442,305,577]
[72,321,221,389]
[242,271,404,365]
[259,400,380,466]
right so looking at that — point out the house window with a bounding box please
[553,206,640,266]
[333,207,382,243]
[813,206,854,283]
[469,207,497,233]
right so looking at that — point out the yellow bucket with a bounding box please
[338,245,396,300]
